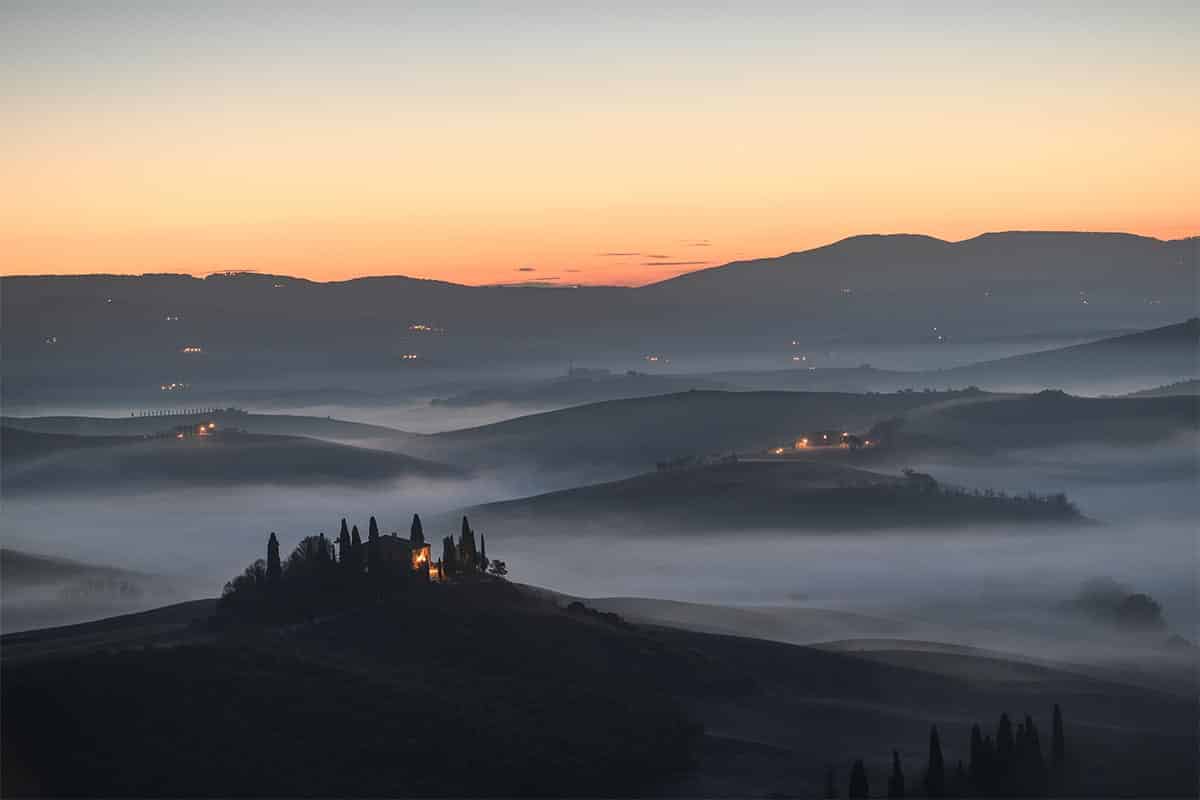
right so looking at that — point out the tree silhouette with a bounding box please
[823,764,837,798]
[266,532,282,582]
[1051,704,1065,767]
[479,533,489,573]
[848,759,869,799]
[924,725,945,798]
[337,522,351,566]
[887,750,905,798]
[410,514,425,546]
[996,712,1014,794]
[350,525,363,571]
[367,520,381,575]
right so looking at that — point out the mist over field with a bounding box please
[6,428,1195,670]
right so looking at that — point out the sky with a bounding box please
[3,1,1197,286]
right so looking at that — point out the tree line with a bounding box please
[826,704,1068,798]
[219,513,506,622]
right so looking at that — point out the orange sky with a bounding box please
[3,4,1196,286]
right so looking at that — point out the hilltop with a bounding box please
[465,459,1084,534]
[1,426,459,494]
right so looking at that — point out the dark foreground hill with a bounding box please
[1,427,459,493]
[2,582,1194,797]
[466,459,1085,535]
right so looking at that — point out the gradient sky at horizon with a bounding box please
[3,1,1196,285]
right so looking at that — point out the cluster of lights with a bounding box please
[401,353,420,360]
[160,382,190,392]
[44,335,58,344]
[164,314,181,321]
[180,345,203,353]
[408,323,445,333]
[644,354,669,364]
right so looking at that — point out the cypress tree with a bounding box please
[266,532,282,581]
[479,533,488,573]
[924,725,945,798]
[367,521,381,575]
[337,523,351,566]
[848,760,868,799]
[823,764,837,799]
[1026,713,1047,796]
[969,723,985,792]
[1051,704,1065,767]
[350,525,363,572]
[887,750,905,798]
[410,514,424,546]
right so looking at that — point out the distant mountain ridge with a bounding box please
[3,231,1194,406]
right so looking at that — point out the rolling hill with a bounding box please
[3,582,1193,797]
[2,427,460,493]
[464,459,1084,535]
[414,389,973,482]
[0,408,419,446]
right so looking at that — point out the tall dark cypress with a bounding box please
[266,532,282,581]
[410,514,425,546]
[479,533,488,573]
[1051,704,1065,767]
[337,523,351,565]
[350,525,363,571]
[823,764,837,799]
[848,760,868,799]
[969,723,986,792]
[887,750,905,798]
[367,520,381,574]
[924,725,945,798]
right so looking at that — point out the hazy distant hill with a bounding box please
[688,319,1198,395]
[1121,379,1200,398]
[416,389,971,482]
[1,408,418,446]
[887,391,1198,455]
[2,428,459,493]
[467,459,1084,534]
[3,232,1193,406]
[921,318,1198,391]
[1,548,179,633]
[431,369,735,408]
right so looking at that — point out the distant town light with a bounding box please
[401,353,420,360]
[180,345,203,354]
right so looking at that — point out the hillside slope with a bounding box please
[2,429,460,493]
[2,583,1193,797]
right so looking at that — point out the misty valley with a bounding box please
[3,239,1198,797]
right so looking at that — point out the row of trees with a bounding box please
[220,514,506,621]
[827,705,1067,798]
